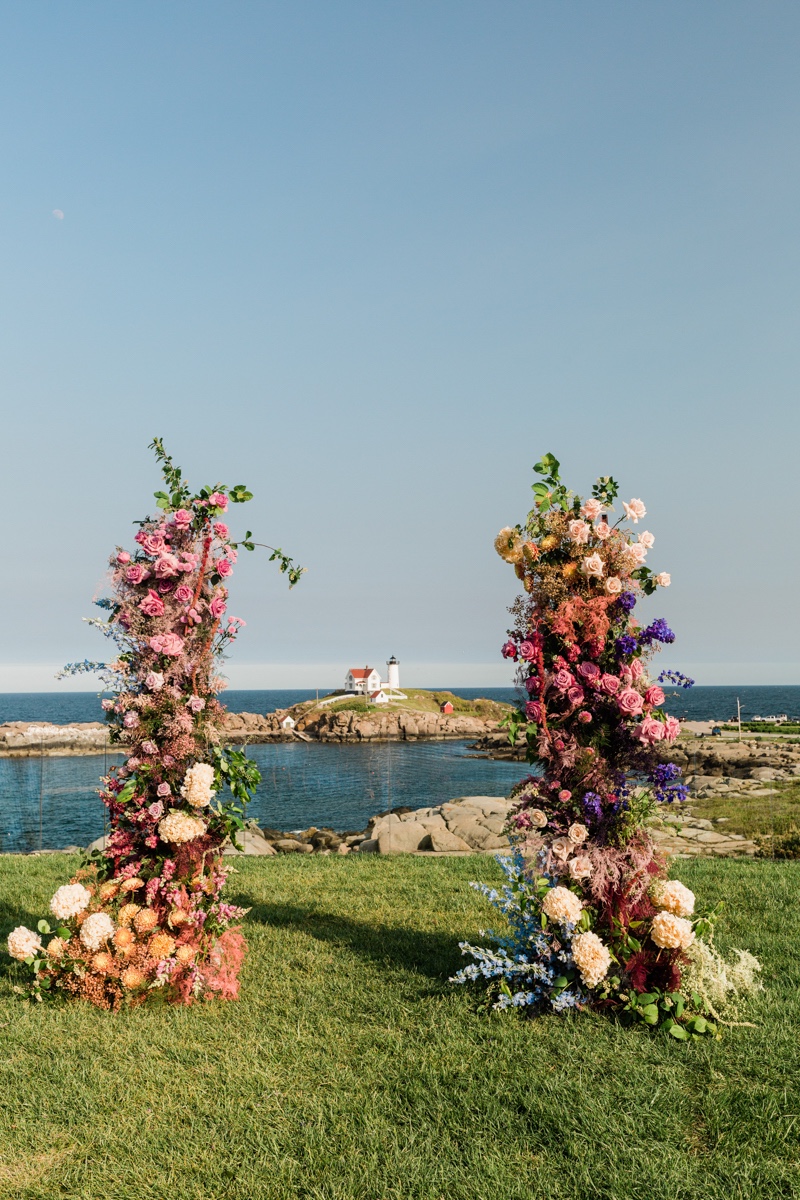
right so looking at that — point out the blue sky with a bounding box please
[2,2,799,690]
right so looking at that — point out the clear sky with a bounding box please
[2,1,799,691]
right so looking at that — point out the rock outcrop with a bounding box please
[0,722,110,756]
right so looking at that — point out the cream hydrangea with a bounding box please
[651,879,695,918]
[79,912,116,952]
[650,911,694,950]
[571,931,611,988]
[7,926,42,961]
[159,812,207,844]
[180,762,216,809]
[541,886,583,926]
[50,882,92,921]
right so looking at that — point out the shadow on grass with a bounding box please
[236,897,465,981]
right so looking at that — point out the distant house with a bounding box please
[280,715,296,730]
[345,666,382,694]
[439,701,454,714]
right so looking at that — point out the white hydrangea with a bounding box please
[79,912,116,952]
[159,812,208,844]
[571,931,611,989]
[7,926,42,961]
[650,911,694,950]
[541,886,583,926]
[651,879,695,918]
[180,762,216,809]
[50,883,92,921]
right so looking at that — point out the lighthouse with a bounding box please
[386,655,400,690]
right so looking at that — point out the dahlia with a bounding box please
[50,883,92,921]
[541,886,583,926]
[159,812,207,844]
[148,932,176,960]
[79,912,116,952]
[571,931,611,988]
[118,903,140,927]
[175,944,196,964]
[120,877,144,893]
[651,911,695,950]
[494,527,524,563]
[7,926,42,961]
[133,908,159,934]
[99,881,120,902]
[121,967,146,990]
[92,952,114,972]
[45,936,67,959]
[651,880,695,919]
[114,928,135,952]
[180,762,216,810]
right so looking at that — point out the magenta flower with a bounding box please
[173,509,193,528]
[156,782,172,797]
[125,564,148,584]
[174,585,193,604]
[216,558,233,578]
[209,492,228,510]
[501,640,518,660]
[213,522,229,538]
[519,640,537,662]
[149,633,185,656]
[139,589,165,617]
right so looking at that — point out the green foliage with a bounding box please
[208,744,262,847]
[621,988,718,1038]
[530,451,573,514]
[591,474,619,506]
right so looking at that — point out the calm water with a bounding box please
[0,739,525,854]
[3,685,800,853]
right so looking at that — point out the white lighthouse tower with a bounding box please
[386,655,400,691]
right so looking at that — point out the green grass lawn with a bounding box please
[686,782,800,841]
[0,854,798,1200]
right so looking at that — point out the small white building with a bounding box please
[280,714,296,730]
[369,690,390,705]
[345,667,382,695]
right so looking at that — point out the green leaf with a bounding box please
[636,992,659,1006]
[640,1004,660,1025]
[669,1024,689,1040]
[552,976,568,990]
[37,920,51,935]
[56,927,71,941]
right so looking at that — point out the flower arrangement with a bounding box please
[7,439,303,1010]
[453,454,758,1038]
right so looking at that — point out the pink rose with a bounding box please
[125,564,148,585]
[664,716,680,742]
[630,658,644,680]
[162,755,176,767]
[626,542,648,566]
[638,716,665,743]
[209,597,227,619]
[553,669,574,691]
[568,519,590,544]
[578,662,600,682]
[580,498,603,521]
[558,790,572,802]
[582,552,605,578]
[595,520,612,541]
[599,673,620,695]
[174,585,193,603]
[618,688,644,717]
[213,522,229,538]
[209,492,228,510]
[567,686,585,706]
[501,640,518,660]
[149,633,185,657]
[101,698,114,711]
[577,711,592,723]
[186,696,206,712]
[518,640,537,662]
[117,551,131,564]
[141,532,168,556]
[154,554,181,579]
[525,701,543,722]
[144,671,164,691]
[216,558,233,578]
[148,801,164,820]
[139,589,165,617]
[157,782,172,797]
[644,686,665,708]
[141,740,158,756]
[173,509,193,528]
[622,498,646,523]
[123,711,140,728]
[568,822,588,843]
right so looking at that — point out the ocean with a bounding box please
[3,686,799,853]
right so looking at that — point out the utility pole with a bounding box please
[737,697,742,743]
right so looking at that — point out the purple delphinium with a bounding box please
[640,618,675,646]
[617,591,636,613]
[658,669,695,690]
[616,635,638,656]
[582,791,604,822]
[649,761,688,803]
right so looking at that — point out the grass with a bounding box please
[316,689,511,720]
[685,782,800,841]
[0,854,798,1200]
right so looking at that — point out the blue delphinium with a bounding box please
[657,669,695,689]
[615,635,638,656]
[451,850,587,1012]
[617,591,637,613]
[648,761,689,804]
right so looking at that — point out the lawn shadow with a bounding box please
[233,896,465,981]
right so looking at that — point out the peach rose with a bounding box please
[582,552,605,578]
[580,498,603,521]
[605,576,622,595]
[655,572,671,587]
[568,519,591,544]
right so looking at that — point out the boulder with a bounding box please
[377,820,428,854]
[223,830,277,856]
[273,838,314,853]
[421,828,473,853]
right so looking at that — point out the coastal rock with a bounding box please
[421,828,472,853]
[377,820,428,854]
